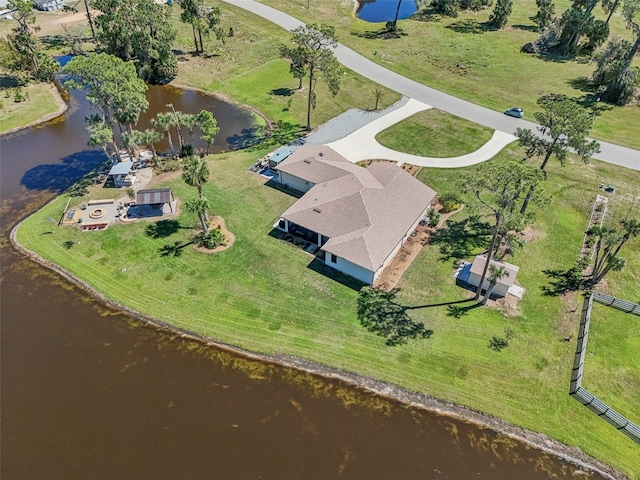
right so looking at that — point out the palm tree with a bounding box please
[182,155,210,200]
[178,112,198,146]
[121,130,143,162]
[152,112,176,157]
[182,155,210,221]
[373,87,383,111]
[196,110,219,154]
[140,128,162,166]
[185,197,210,234]
[480,265,509,305]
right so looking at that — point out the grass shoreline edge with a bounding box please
[8,216,627,480]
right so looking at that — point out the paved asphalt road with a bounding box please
[223,0,640,171]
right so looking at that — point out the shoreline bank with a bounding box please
[0,83,68,137]
[9,217,627,480]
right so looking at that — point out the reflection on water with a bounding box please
[0,84,610,479]
[357,0,418,23]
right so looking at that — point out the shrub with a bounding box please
[440,193,462,213]
[201,226,226,249]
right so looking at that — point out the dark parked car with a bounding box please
[504,107,524,118]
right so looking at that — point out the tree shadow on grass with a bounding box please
[269,87,294,97]
[356,288,474,346]
[40,35,67,50]
[429,217,492,263]
[541,267,584,296]
[351,25,407,40]
[446,19,490,34]
[566,77,616,113]
[226,126,267,150]
[145,220,184,239]
[512,24,539,32]
[411,8,443,22]
[447,302,481,318]
[158,240,194,257]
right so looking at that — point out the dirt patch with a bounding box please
[516,226,546,243]
[494,289,523,317]
[374,222,431,290]
[193,216,235,254]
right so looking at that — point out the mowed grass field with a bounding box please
[16,143,640,478]
[257,0,640,149]
[376,108,494,156]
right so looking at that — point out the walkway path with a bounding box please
[222,0,640,171]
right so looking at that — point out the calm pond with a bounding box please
[357,0,418,23]
[0,85,609,479]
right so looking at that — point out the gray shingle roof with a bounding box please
[279,147,436,272]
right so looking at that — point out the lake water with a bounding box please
[0,85,610,479]
[357,0,418,23]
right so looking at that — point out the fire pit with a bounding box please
[89,208,106,219]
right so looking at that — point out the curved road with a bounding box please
[223,0,640,171]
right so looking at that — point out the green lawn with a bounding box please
[16,145,640,478]
[169,3,401,130]
[257,0,640,149]
[0,83,62,134]
[376,108,494,156]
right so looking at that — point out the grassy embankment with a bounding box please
[0,83,62,134]
[16,135,640,478]
[258,0,640,150]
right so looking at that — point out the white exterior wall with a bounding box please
[279,172,314,193]
[325,254,374,285]
[468,272,509,298]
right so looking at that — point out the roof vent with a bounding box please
[318,152,324,157]
[303,159,311,164]
[313,207,322,213]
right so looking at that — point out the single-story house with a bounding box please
[136,188,175,215]
[468,254,520,298]
[274,145,436,285]
[107,161,136,188]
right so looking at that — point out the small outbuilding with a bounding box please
[134,188,176,217]
[468,254,521,298]
[108,161,136,188]
[267,146,294,170]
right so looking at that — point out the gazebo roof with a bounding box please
[108,161,133,176]
[136,188,173,205]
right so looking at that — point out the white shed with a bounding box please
[468,254,520,298]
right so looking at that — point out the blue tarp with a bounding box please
[108,161,133,176]
[269,146,293,166]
